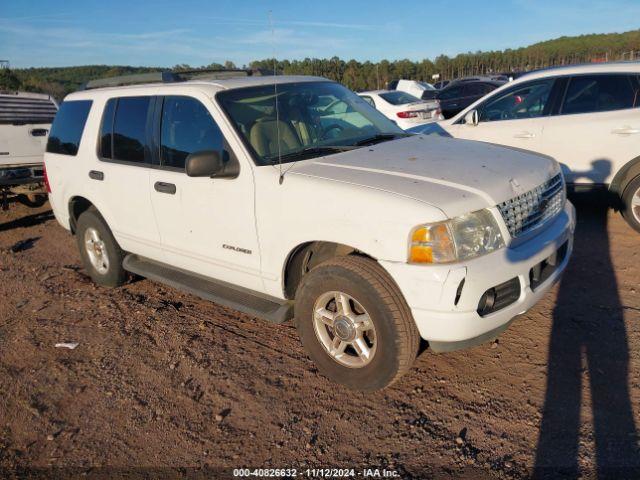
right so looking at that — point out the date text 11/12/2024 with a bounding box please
[233,468,400,478]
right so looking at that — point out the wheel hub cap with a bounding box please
[312,290,377,368]
[334,315,356,342]
[84,227,110,274]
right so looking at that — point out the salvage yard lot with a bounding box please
[1,199,639,478]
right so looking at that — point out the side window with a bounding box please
[46,100,92,156]
[561,74,637,115]
[478,79,554,122]
[463,83,485,96]
[112,96,152,163]
[160,96,224,169]
[482,83,497,94]
[361,96,375,108]
[99,98,116,159]
[438,86,463,100]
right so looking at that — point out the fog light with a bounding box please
[477,288,496,316]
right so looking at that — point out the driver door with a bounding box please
[452,78,557,154]
[147,94,262,292]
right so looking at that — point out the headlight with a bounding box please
[409,209,505,264]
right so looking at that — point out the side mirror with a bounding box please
[464,109,479,126]
[185,150,238,178]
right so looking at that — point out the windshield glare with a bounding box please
[217,81,404,165]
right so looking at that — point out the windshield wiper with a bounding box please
[354,133,411,146]
[266,145,355,163]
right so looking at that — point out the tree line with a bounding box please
[249,29,640,91]
[2,29,640,99]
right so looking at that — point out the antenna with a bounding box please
[268,11,284,184]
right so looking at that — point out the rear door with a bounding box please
[450,77,557,153]
[437,84,466,117]
[147,94,262,291]
[459,83,488,111]
[95,95,162,258]
[537,73,640,186]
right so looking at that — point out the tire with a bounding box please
[295,255,420,391]
[622,175,640,233]
[75,207,127,287]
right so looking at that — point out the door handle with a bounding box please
[514,131,535,139]
[88,170,104,181]
[30,128,48,137]
[154,181,176,195]
[612,127,640,135]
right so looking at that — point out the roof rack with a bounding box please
[82,68,264,90]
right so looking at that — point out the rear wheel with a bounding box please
[75,208,127,287]
[295,255,419,391]
[621,176,640,233]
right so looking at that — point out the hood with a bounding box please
[290,135,559,218]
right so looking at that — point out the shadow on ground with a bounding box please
[0,209,53,232]
[534,200,640,478]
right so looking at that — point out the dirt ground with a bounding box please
[1,198,639,479]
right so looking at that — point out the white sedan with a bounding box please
[358,90,442,130]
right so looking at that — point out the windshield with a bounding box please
[379,91,421,105]
[217,81,405,165]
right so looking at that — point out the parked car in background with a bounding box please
[388,79,438,100]
[433,80,450,89]
[45,71,574,391]
[409,63,640,232]
[435,78,505,118]
[0,91,58,209]
[499,71,531,81]
[358,90,442,129]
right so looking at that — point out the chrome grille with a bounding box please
[497,174,564,238]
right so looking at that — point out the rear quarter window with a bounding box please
[46,100,92,156]
[561,74,637,114]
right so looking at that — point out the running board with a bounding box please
[123,254,293,324]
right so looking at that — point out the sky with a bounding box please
[2,0,640,68]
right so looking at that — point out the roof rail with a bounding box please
[84,71,178,90]
[82,68,261,90]
[174,68,252,81]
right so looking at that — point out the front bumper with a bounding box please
[380,201,576,351]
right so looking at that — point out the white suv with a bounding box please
[418,63,640,231]
[44,71,575,391]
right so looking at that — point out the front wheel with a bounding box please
[622,176,640,233]
[295,256,420,391]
